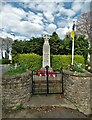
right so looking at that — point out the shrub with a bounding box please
[70,63,85,73]
[74,55,85,64]
[6,64,27,76]
[51,55,85,71]
[2,58,10,64]
[13,54,84,72]
[51,55,62,70]
[13,53,41,71]
[16,103,24,110]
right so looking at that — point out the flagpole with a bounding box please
[72,37,74,65]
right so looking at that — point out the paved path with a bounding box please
[27,95,76,109]
[3,95,89,118]
[3,107,87,118]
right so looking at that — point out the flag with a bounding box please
[70,23,75,39]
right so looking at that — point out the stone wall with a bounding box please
[63,70,92,115]
[2,71,32,109]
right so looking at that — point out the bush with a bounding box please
[16,103,24,110]
[74,55,85,64]
[13,53,41,71]
[1,58,10,64]
[51,55,85,71]
[13,54,84,72]
[6,64,27,76]
[71,63,85,73]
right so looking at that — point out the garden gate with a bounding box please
[31,66,64,95]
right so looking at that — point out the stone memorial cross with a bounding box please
[42,34,50,68]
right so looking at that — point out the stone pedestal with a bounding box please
[42,35,50,68]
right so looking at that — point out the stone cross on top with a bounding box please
[43,34,50,44]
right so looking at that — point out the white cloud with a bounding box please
[56,27,69,38]
[28,2,64,22]
[66,9,76,17]
[0,3,44,37]
[57,20,67,28]
[0,4,26,30]
[27,11,43,25]
[29,3,58,22]
[72,0,91,13]
[72,2,84,12]
[28,2,38,10]
[46,23,57,33]
[57,17,77,29]
[81,2,90,13]
[1,2,89,40]
[43,12,54,22]
[19,21,43,33]
[34,3,57,14]
[1,31,30,41]
[59,7,76,17]
[42,31,48,35]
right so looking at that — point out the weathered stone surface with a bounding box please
[43,35,50,68]
[63,70,92,115]
[2,71,32,110]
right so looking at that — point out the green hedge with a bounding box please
[13,54,84,71]
[51,55,85,70]
[1,58,10,64]
[13,53,41,71]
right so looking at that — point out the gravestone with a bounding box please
[42,34,50,68]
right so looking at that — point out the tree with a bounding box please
[76,11,92,68]
[12,40,25,54]
[12,37,44,55]
[60,37,72,55]
[30,37,43,55]
[50,32,61,55]
[74,35,89,63]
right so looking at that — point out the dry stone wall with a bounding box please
[2,71,32,109]
[63,70,92,115]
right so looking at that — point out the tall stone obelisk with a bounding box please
[42,34,50,68]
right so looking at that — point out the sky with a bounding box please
[0,0,91,40]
